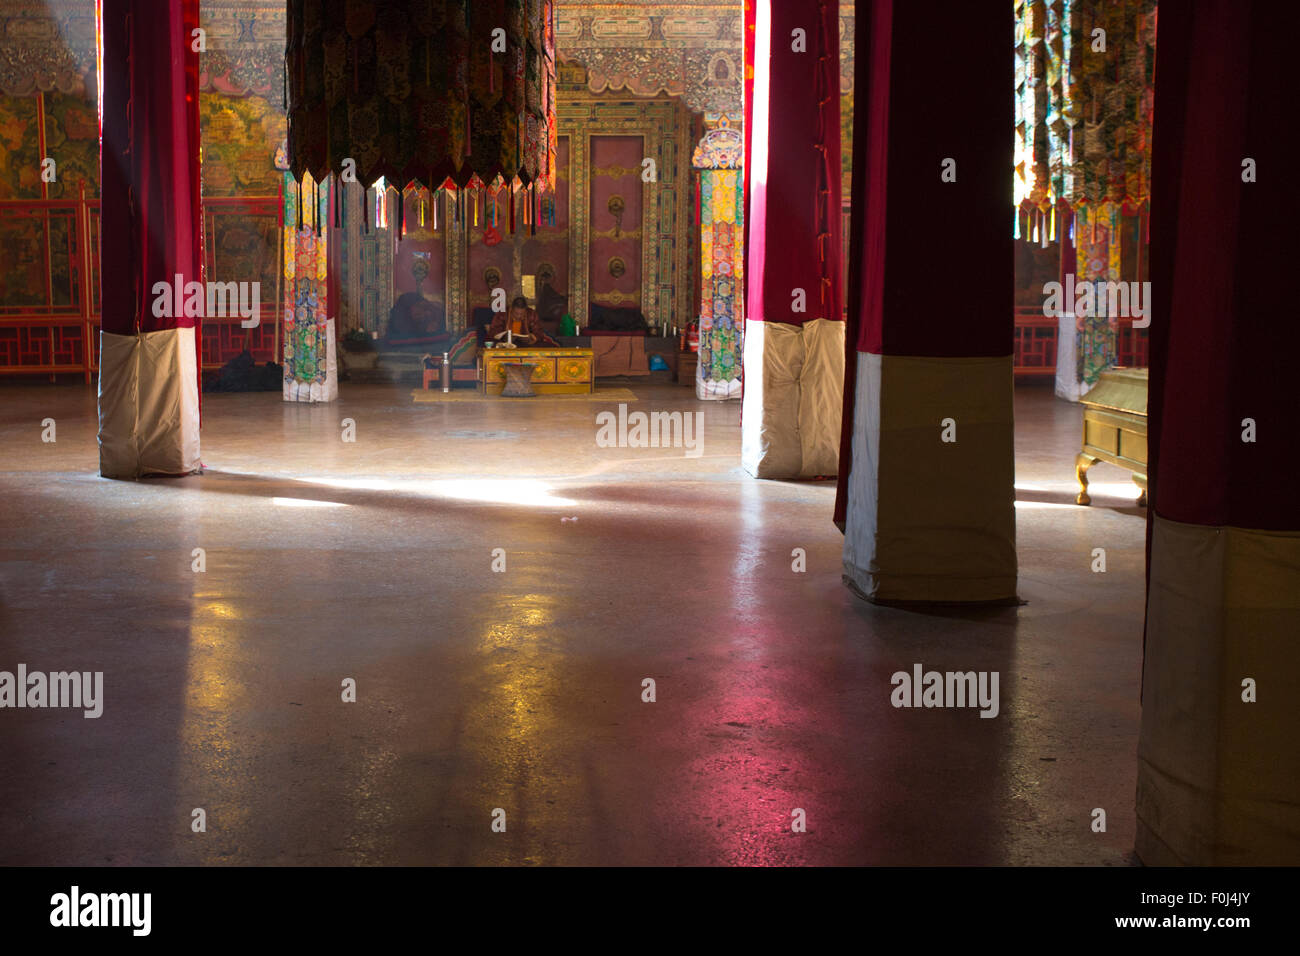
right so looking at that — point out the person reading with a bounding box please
[488,296,558,347]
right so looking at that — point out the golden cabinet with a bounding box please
[1076,367,1148,506]
[480,348,594,395]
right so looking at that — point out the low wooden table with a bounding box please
[1076,367,1148,506]
[480,347,595,396]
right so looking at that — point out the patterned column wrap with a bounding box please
[697,167,743,400]
[281,171,337,402]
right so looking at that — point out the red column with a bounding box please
[741,0,844,478]
[97,0,203,478]
[1138,0,1300,864]
[836,0,1016,603]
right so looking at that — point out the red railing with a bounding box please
[0,183,100,382]
[1013,307,1057,378]
[1116,319,1149,368]
[1013,308,1149,379]
[0,188,280,380]
[201,196,282,368]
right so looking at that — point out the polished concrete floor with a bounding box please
[0,380,1147,865]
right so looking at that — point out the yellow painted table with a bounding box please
[480,347,595,395]
[1076,367,1148,506]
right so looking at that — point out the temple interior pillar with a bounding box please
[836,0,1017,603]
[97,0,203,479]
[1137,0,1300,864]
[741,0,845,477]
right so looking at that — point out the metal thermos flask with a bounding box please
[441,352,451,392]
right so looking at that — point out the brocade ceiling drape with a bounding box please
[285,0,557,190]
[1015,0,1157,392]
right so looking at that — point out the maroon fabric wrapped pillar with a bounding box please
[837,0,1016,603]
[741,0,844,479]
[1137,0,1300,864]
[97,0,204,478]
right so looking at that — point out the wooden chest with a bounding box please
[1076,367,1148,506]
[480,347,595,395]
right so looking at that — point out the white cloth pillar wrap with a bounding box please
[842,352,1017,603]
[97,327,201,479]
[740,318,845,478]
[1137,515,1300,864]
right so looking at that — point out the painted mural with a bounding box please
[555,1,855,120]
[0,92,97,199]
[41,92,98,198]
[0,95,39,199]
[200,92,286,197]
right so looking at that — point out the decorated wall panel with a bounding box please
[554,3,853,117]
[588,135,644,311]
[392,188,448,324]
[335,181,395,337]
[467,193,518,324]
[559,90,691,329]
[0,95,39,198]
[200,93,285,197]
[0,92,97,199]
[522,135,571,299]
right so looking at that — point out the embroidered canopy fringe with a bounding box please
[285,0,558,196]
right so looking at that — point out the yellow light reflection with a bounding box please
[468,595,562,829]
[180,591,253,859]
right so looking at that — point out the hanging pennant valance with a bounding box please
[1014,0,1156,220]
[286,0,557,191]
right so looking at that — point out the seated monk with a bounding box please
[488,296,558,347]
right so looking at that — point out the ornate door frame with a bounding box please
[559,91,692,330]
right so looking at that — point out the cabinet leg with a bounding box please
[1075,453,1097,505]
